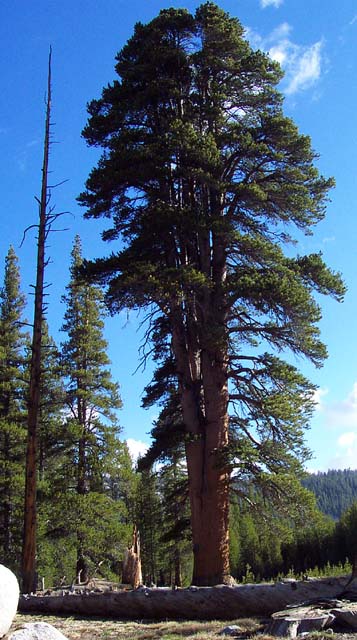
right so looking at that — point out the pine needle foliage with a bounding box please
[78,3,345,584]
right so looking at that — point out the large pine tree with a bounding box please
[0,247,28,572]
[79,3,345,585]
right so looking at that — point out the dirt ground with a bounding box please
[4,613,265,640]
[5,613,357,639]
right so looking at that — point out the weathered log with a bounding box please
[18,576,347,620]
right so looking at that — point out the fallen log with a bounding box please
[18,576,348,620]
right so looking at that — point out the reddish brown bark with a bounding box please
[184,359,230,586]
[122,526,142,588]
[170,223,231,585]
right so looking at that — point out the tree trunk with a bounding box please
[122,526,142,588]
[3,431,12,561]
[76,432,89,583]
[185,419,230,587]
[191,332,230,585]
[168,234,230,585]
[169,211,230,586]
[180,387,230,588]
[22,50,52,594]
[173,545,182,588]
[76,549,89,585]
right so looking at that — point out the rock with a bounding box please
[266,617,300,638]
[331,603,357,630]
[0,564,19,638]
[265,605,335,638]
[8,622,69,640]
[219,625,242,635]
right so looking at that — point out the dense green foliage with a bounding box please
[50,235,133,582]
[0,242,136,588]
[137,395,192,586]
[302,469,357,520]
[0,245,356,588]
[0,247,28,572]
[78,1,345,584]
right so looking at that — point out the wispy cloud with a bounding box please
[284,42,323,95]
[15,139,40,172]
[261,0,283,8]
[26,139,39,148]
[350,14,357,26]
[246,23,324,95]
[313,383,357,469]
[324,382,357,429]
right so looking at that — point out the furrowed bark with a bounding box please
[169,217,231,585]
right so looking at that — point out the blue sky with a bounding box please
[1,0,356,470]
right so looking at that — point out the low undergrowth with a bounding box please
[5,614,265,640]
[240,560,352,584]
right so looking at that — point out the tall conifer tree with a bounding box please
[61,235,125,582]
[36,322,65,483]
[0,247,28,571]
[79,3,345,584]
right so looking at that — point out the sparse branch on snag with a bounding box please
[22,45,66,595]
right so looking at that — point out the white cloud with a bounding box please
[325,383,357,429]
[338,432,357,448]
[312,383,357,470]
[329,431,357,470]
[246,23,324,96]
[284,41,323,95]
[312,387,329,411]
[261,0,283,8]
[350,15,357,26]
[126,438,149,463]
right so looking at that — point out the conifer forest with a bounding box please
[1,2,355,593]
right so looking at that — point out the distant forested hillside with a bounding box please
[302,469,357,520]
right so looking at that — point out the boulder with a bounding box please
[219,625,242,636]
[265,599,357,637]
[0,565,19,638]
[8,622,69,640]
[331,603,357,630]
[265,605,335,638]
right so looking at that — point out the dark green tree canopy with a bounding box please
[79,2,345,584]
[79,1,343,354]
[80,6,343,398]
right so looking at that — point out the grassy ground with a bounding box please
[4,613,265,640]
